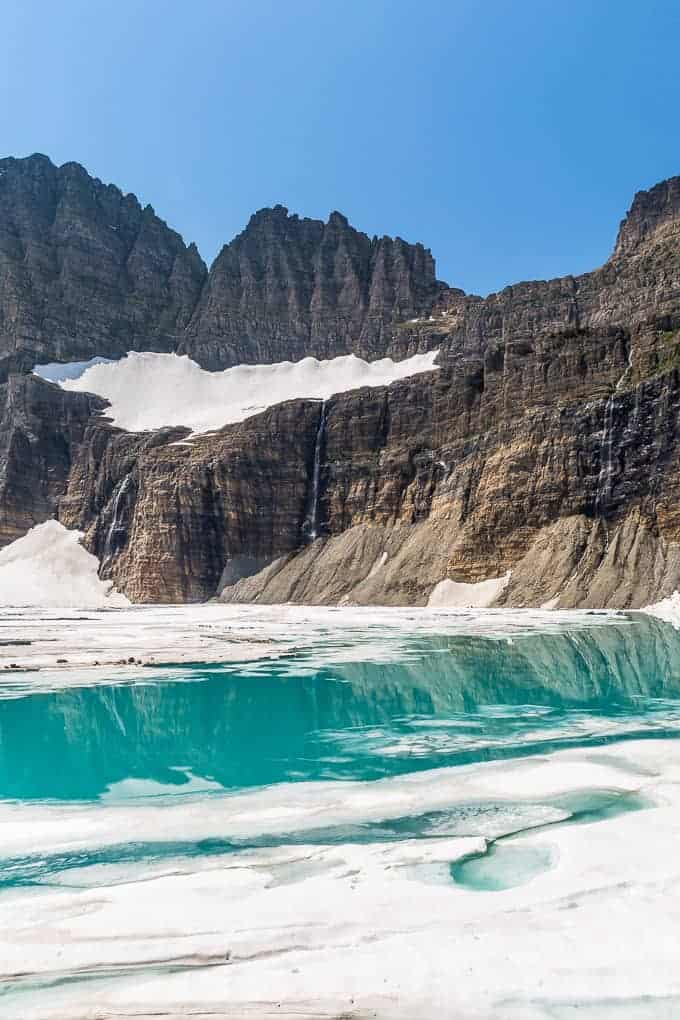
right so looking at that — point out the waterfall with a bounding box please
[594,344,634,549]
[104,474,131,562]
[304,401,327,541]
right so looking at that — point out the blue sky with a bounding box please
[2,1,678,294]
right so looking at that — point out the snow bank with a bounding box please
[642,591,680,628]
[33,356,114,383]
[427,571,511,608]
[56,349,439,433]
[0,521,129,609]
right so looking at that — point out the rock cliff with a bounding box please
[0,153,679,609]
[0,154,207,379]
[219,173,680,608]
[59,400,322,602]
[0,373,106,547]
[179,205,446,368]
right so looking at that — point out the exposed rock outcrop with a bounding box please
[498,510,680,609]
[0,156,445,377]
[221,507,680,610]
[219,178,680,608]
[59,401,323,602]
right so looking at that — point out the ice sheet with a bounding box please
[0,739,678,1018]
[56,349,440,433]
[0,602,629,676]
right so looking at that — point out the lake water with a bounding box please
[1,608,679,1018]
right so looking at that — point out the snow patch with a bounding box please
[642,591,680,629]
[0,521,129,609]
[57,350,440,434]
[427,571,511,609]
[366,550,389,579]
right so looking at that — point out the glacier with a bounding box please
[43,348,440,434]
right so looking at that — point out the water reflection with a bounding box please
[1,615,680,800]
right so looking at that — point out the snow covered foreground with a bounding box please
[36,349,440,434]
[0,521,128,609]
[2,738,680,1018]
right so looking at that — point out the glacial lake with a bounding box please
[1,607,680,1018]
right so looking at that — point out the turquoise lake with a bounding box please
[2,613,679,802]
[1,608,680,1018]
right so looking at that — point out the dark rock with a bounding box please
[60,400,323,602]
[0,154,207,379]
[179,204,446,368]
[0,373,106,545]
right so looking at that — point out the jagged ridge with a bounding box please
[0,154,444,378]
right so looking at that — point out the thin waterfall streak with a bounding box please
[305,401,327,542]
[104,474,131,562]
[594,344,633,551]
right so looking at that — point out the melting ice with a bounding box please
[1,607,680,1018]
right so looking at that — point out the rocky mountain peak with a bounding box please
[181,205,445,368]
[327,210,349,228]
[245,204,294,228]
[614,175,680,257]
[0,155,447,376]
[0,152,208,378]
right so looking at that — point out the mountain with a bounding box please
[0,155,444,377]
[1,153,680,608]
[180,205,446,368]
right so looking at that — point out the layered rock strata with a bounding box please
[218,177,680,608]
[59,401,323,602]
[0,373,106,547]
[0,155,206,380]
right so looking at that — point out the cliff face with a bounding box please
[0,155,679,609]
[613,176,680,257]
[0,373,106,547]
[0,154,207,379]
[59,401,323,602]
[218,174,680,608]
[179,205,446,368]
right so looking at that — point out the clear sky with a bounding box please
[2,1,678,294]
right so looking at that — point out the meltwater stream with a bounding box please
[1,609,680,1018]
